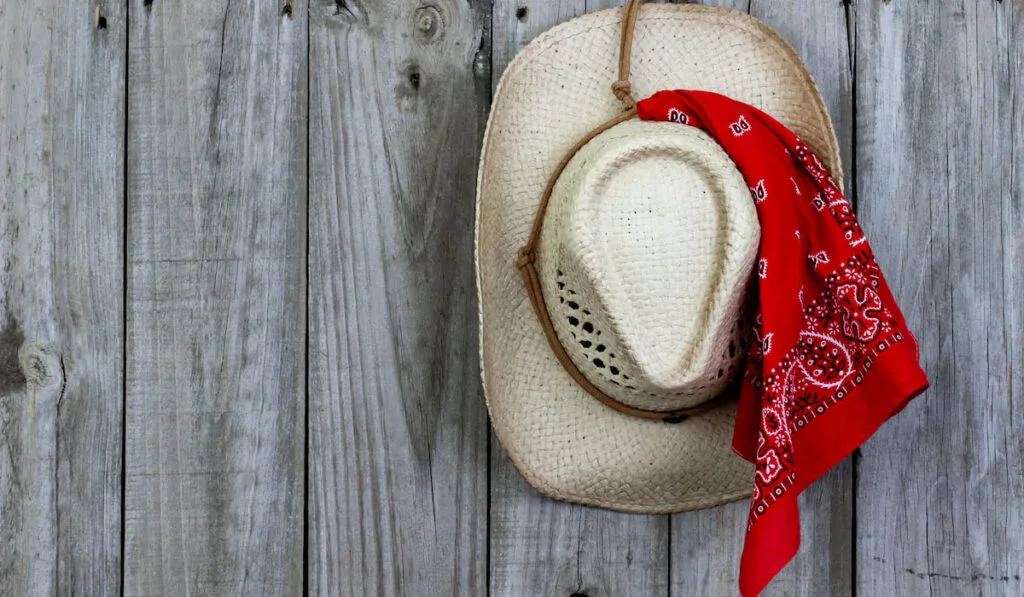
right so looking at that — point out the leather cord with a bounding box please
[515,0,730,423]
[612,0,644,107]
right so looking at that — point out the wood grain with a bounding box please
[671,3,856,595]
[123,1,307,595]
[489,3,673,596]
[0,1,125,595]
[1,0,1019,594]
[306,1,490,595]
[854,1,1024,595]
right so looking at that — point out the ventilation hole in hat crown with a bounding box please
[717,369,724,378]
[729,340,736,358]
[556,276,638,391]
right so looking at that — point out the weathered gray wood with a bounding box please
[855,1,1024,595]
[306,1,489,595]
[490,450,671,597]
[123,1,307,595]
[670,4,855,595]
[489,3,672,596]
[0,2,125,595]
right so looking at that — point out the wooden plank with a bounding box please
[0,2,125,595]
[306,1,489,595]
[488,3,671,596]
[490,451,670,597]
[669,4,855,595]
[854,1,1024,595]
[123,1,307,595]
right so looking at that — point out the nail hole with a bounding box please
[281,1,293,17]
[516,6,529,21]
[409,71,421,89]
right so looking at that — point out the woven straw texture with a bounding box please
[539,119,759,412]
[476,3,841,513]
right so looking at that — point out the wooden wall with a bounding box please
[0,0,1020,595]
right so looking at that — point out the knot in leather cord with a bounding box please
[516,247,535,270]
[612,80,636,108]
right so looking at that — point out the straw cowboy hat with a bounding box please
[475,1,841,512]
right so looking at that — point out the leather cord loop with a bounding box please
[612,0,645,107]
[515,0,729,423]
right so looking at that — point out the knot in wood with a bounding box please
[18,343,61,389]
[414,6,443,44]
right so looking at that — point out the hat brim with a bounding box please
[475,4,841,513]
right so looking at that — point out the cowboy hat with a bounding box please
[476,1,841,513]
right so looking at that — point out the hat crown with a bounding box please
[537,120,760,412]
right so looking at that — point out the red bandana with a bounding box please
[636,90,930,596]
